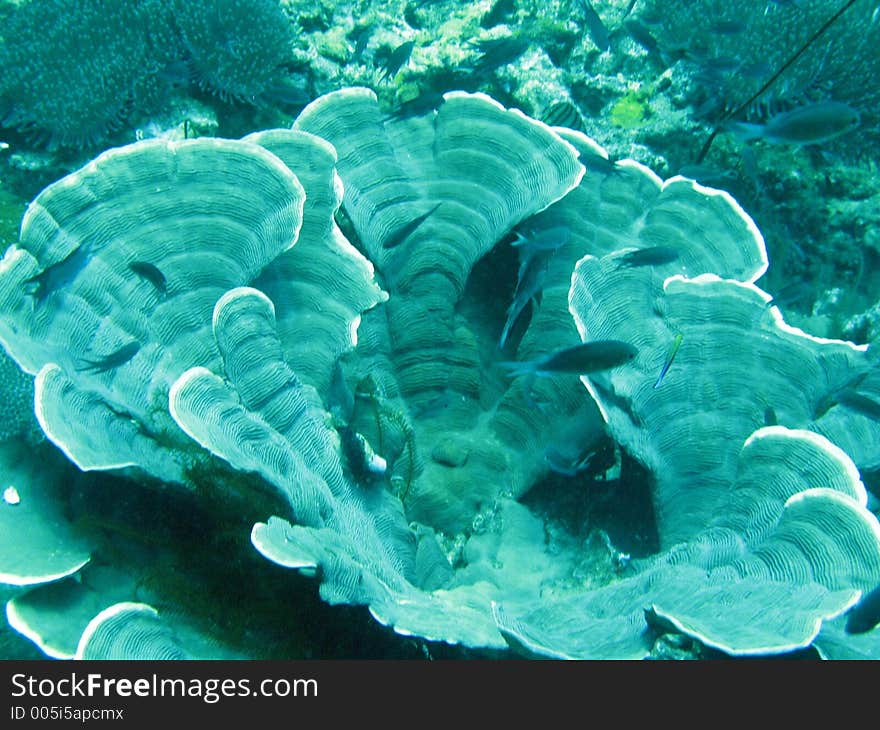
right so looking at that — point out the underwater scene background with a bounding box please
[1,0,879,660]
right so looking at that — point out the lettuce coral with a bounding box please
[1,88,879,659]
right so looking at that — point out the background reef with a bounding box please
[0,0,879,660]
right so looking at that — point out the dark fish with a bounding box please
[468,35,530,76]
[500,340,638,377]
[382,203,442,249]
[653,333,683,389]
[834,388,880,422]
[543,101,585,132]
[510,225,570,252]
[727,101,860,146]
[385,87,448,121]
[258,75,311,109]
[128,261,166,294]
[579,146,620,177]
[676,163,737,186]
[616,246,680,268]
[500,247,555,348]
[579,0,610,52]
[377,40,415,83]
[481,0,517,28]
[348,24,372,60]
[623,19,659,55]
[76,341,141,374]
[766,279,812,309]
[709,20,746,35]
[845,583,880,634]
[763,406,778,426]
[24,245,91,303]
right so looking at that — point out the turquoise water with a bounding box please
[0,0,878,660]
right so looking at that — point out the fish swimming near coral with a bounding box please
[653,332,683,389]
[499,247,556,349]
[510,225,571,253]
[382,203,442,249]
[579,0,611,52]
[377,40,415,83]
[24,246,93,303]
[726,101,860,146]
[500,340,638,378]
[543,101,586,132]
[467,35,530,76]
[616,246,680,269]
[76,341,141,374]
[128,261,167,295]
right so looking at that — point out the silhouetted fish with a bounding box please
[382,203,442,249]
[377,40,415,83]
[579,0,610,52]
[25,246,91,303]
[616,246,680,268]
[468,35,530,76]
[76,341,140,374]
[727,101,860,146]
[129,261,166,294]
[500,340,638,377]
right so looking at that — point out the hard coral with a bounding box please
[0,0,166,150]
[171,0,294,105]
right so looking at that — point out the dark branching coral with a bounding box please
[638,0,880,153]
[0,0,165,149]
[171,0,294,104]
[0,0,294,150]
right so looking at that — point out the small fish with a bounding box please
[763,406,778,426]
[616,246,680,268]
[510,225,571,252]
[766,279,812,309]
[348,23,372,60]
[3,486,20,506]
[845,583,880,634]
[385,87,450,121]
[481,0,517,28]
[499,247,555,348]
[468,35,530,76]
[377,40,415,83]
[578,146,620,177]
[543,101,585,132]
[709,20,746,35]
[676,163,737,186]
[622,19,660,55]
[128,261,166,294]
[500,340,638,377]
[579,0,610,52]
[76,341,141,374]
[726,101,860,146]
[382,203,442,249]
[653,333,683,389]
[25,245,91,303]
